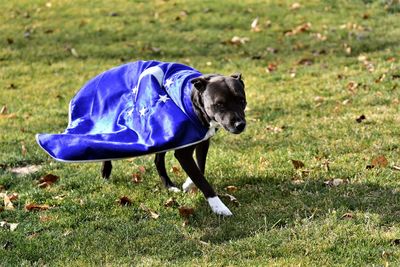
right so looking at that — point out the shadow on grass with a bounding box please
[191,175,400,243]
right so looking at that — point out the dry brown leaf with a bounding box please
[132,173,142,183]
[250,17,261,32]
[285,22,311,36]
[25,203,50,211]
[371,155,388,168]
[182,219,190,227]
[0,221,19,231]
[2,193,14,210]
[290,2,301,10]
[38,182,51,188]
[391,165,400,171]
[39,173,59,184]
[266,63,278,73]
[298,58,314,65]
[291,159,305,169]
[220,193,240,206]
[341,213,354,220]
[229,36,250,45]
[324,178,348,187]
[170,166,181,174]
[164,197,177,208]
[355,114,366,123]
[0,105,7,114]
[7,193,18,201]
[117,196,132,206]
[140,203,159,219]
[178,206,194,218]
[225,185,238,192]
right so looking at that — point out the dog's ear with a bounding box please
[231,72,244,87]
[191,76,209,92]
[230,73,242,80]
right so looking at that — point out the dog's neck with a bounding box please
[191,89,212,128]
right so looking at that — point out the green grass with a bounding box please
[1,0,400,265]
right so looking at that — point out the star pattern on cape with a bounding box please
[139,107,147,116]
[165,78,174,88]
[158,94,170,103]
[132,86,138,94]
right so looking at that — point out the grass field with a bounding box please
[1,0,400,265]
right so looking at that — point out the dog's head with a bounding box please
[191,73,246,134]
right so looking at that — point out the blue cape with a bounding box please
[36,61,214,162]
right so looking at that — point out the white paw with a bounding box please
[207,196,233,216]
[182,177,196,193]
[168,186,181,193]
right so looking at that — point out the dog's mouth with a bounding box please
[222,121,246,135]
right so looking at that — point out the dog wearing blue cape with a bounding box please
[37,61,247,216]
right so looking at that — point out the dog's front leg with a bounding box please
[182,139,209,192]
[174,145,232,216]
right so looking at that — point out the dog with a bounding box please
[102,73,246,216]
[37,61,246,216]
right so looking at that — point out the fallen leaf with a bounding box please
[220,193,240,206]
[229,36,250,45]
[375,74,386,83]
[39,173,59,184]
[70,48,79,57]
[132,173,142,183]
[371,155,388,168]
[347,81,358,93]
[391,165,400,171]
[291,179,304,185]
[10,165,41,176]
[291,159,305,169]
[324,178,348,187]
[285,22,311,36]
[250,17,261,32]
[182,219,190,227]
[0,105,7,114]
[25,203,50,211]
[38,182,50,188]
[225,185,238,192]
[2,193,14,210]
[117,196,132,206]
[140,203,159,219]
[266,63,278,73]
[178,206,194,218]
[164,197,177,208]
[266,125,284,133]
[355,114,366,123]
[39,215,52,222]
[298,58,314,65]
[290,2,301,10]
[341,213,354,220]
[170,166,181,174]
[0,221,19,231]
[7,193,18,201]
[391,239,400,245]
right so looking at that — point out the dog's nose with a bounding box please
[234,121,246,132]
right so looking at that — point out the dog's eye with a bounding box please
[214,103,225,111]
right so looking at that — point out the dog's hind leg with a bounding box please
[154,152,180,192]
[175,145,232,216]
[101,161,112,179]
[183,139,210,192]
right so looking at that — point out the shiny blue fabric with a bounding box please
[36,61,210,162]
